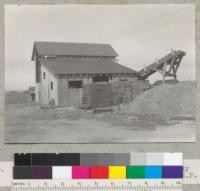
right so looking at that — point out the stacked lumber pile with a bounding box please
[81,80,150,109]
[91,83,112,109]
[82,83,112,109]
[112,80,150,104]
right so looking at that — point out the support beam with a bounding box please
[168,54,176,74]
[162,61,167,83]
[137,50,185,81]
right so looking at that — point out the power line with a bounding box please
[94,11,194,42]
[133,13,194,35]
[88,8,194,43]
[102,12,194,42]
[92,8,194,42]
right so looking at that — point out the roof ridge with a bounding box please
[32,41,118,60]
[34,41,111,46]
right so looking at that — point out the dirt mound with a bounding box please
[122,81,196,117]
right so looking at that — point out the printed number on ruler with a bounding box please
[11,179,182,191]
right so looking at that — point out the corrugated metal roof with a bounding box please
[40,57,137,75]
[32,41,118,59]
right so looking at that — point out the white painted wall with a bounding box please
[38,64,58,105]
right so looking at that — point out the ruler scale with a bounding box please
[11,179,182,191]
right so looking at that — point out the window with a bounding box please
[51,81,53,90]
[43,72,45,79]
[93,75,109,82]
[118,78,128,81]
[68,80,82,88]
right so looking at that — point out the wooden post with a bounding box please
[162,61,167,83]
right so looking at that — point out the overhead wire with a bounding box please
[88,8,195,43]
[106,12,194,42]
[97,12,194,42]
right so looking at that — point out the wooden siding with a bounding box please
[36,61,137,107]
[56,76,137,107]
[57,78,83,107]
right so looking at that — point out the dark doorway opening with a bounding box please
[30,93,35,102]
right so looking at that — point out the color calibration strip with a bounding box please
[13,165,183,179]
[14,153,183,166]
[13,153,183,179]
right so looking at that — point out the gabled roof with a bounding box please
[39,57,137,75]
[32,41,118,60]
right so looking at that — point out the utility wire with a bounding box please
[102,12,194,42]
[88,8,194,43]
[95,11,194,42]
[91,8,194,42]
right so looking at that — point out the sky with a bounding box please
[5,4,195,91]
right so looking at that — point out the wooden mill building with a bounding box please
[31,41,137,107]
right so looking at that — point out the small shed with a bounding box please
[26,86,35,102]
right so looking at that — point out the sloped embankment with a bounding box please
[123,81,196,117]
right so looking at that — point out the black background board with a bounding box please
[14,154,31,166]
[31,153,80,166]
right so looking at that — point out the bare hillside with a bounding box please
[5,91,29,104]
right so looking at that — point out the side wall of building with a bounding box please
[35,62,58,105]
[56,75,138,107]
[57,77,92,107]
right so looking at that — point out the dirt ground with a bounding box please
[5,102,195,143]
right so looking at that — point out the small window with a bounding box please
[43,72,45,79]
[51,81,53,90]
[93,75,109,82]
[118,78,128,81]
[68,80,82,88]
